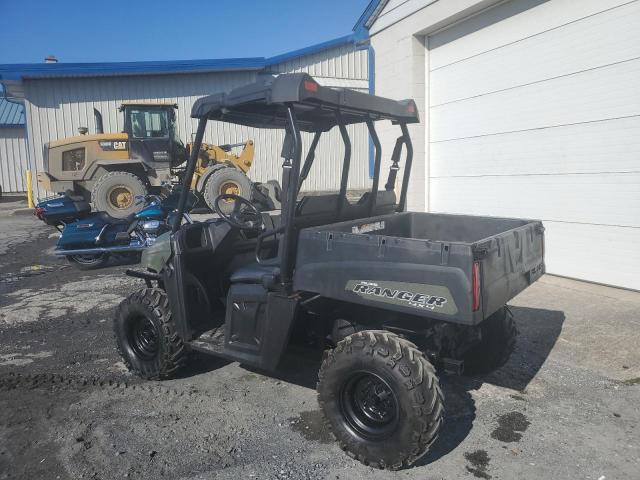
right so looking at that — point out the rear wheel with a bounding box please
[114,288,186,379]
[66,253,109,270]
[318,330,444,470]
[463,306,517,375]
[203,168,251,215]
[92,171,147,218]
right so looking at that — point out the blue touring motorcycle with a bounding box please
[35,189,194,269]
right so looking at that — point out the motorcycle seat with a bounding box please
[93,211,136,225]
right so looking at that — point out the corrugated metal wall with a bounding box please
[23,44,369,199]
[267,43,369,88]
[0,127,28,193]
[267,43,370,193]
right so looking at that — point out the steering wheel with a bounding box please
[214,193,264,231]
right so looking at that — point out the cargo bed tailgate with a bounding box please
[474,220,545,319]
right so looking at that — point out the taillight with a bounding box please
[472,261,481,312]
[303,80,318,92]
[34,207,45,219]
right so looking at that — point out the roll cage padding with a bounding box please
[191,73,419,132]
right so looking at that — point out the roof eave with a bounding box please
[0,58,267,82]
[354,0,388,31]
[265,33,359,66]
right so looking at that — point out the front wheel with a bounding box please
[114,288,186,379]
[318,331,444,470]
[66,253,110,270]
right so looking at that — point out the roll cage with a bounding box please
[173,73,419,286]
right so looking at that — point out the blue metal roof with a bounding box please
[0,98,25,127]
[0,57,267,81]
[266,32,366,65]
[0,36,368,83]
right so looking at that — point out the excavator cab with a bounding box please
[120,103,187,171]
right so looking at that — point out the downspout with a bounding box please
[356,40,376,178]
[1,83,33,196]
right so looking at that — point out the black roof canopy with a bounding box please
[191,73,419,132]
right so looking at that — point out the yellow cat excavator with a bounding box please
[37,102,254,217]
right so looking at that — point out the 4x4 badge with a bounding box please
[345,280,458,315]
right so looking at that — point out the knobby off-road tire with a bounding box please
[318,330,445,470]
[203,167,251,215]
[66,253,110,270]
[92,171,147,218]
[114,288,186,380]
[463,306,517,375]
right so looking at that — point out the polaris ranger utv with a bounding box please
[115,73,545,469]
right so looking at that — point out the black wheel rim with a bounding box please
[128,315,159,360]
[339,371,400,440]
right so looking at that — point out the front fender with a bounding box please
[141,231,172,273]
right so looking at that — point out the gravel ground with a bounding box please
[0,196,638,480]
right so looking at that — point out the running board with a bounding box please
[188,327,226,356]
[187,325,271,369]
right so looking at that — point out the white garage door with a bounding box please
[427,0,640,290]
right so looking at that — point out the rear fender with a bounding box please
[84,159,146,180]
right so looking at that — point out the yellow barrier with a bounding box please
[26,170,34,208]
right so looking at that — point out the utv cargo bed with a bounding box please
[294,212,545,326]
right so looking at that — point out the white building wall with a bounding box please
[0,127,28,193]
[369,0,640,290]
[370,0,500,212]
[23,44,370,199]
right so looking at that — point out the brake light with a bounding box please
[472,262,481,312]
[34,207,45,219]
[303,80,318,92]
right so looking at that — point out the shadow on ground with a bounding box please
[176,353,231,379]
[420,305,565,466]
[489,305,565,391]
[174,305,565,470]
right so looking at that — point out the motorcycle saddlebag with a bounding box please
[36,194,91,226]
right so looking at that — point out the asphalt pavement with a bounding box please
[0,195,638,480]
